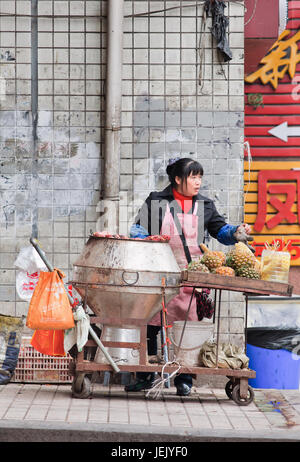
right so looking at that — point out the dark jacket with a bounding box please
[135,184,227,239]
[134,185,233,264]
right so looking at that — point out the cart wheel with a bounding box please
[225,380,234,399]
[231,384,254,406]
[72,374,91,399]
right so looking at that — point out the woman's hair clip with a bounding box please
[168,157,180,166]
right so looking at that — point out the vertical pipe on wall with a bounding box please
[31,0,39,239]
[102,0,124,233]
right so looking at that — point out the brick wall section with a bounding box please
[0,0,246,345]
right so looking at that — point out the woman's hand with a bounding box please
[234,223,255,252]
[234,223,253,244]
[237,223,252,235]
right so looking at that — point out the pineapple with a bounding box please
[187,259,210,273]
[236,266,261,279]
[226,245,257,271]
[214,266,235,277]
[235,242,261,273]
[199,244,225,271]
[235,242,254,256]
[214,251,226,265]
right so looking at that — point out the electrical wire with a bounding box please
[0,1,246,20]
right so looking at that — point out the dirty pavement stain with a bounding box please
[255,390,300,428]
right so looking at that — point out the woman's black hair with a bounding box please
[166,157,203,188]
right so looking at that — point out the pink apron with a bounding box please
[149,202,202,326]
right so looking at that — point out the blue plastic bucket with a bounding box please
[247,344,300,389]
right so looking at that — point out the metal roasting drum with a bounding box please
[71,236,181,328]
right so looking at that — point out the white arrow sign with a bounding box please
[268,122,300,142]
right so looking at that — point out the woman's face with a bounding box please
[175,172,202,196]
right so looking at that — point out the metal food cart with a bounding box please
[68,236,293,406]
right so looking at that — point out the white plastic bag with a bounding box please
[15,246,47,301]
[14,246,47,273]
[16,271,40,301]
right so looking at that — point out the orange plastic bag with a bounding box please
[26,270,75,330]
[31,329,66,356]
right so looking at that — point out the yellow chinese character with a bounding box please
[245,30,300,89]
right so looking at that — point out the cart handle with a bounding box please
[29,237,121,374]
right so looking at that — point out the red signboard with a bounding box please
[244,2,300,265]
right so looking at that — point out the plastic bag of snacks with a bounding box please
[261,240,291,283]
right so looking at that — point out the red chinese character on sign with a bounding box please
[245,29,300,89]
[254,170,300,232]
[252,238,300,260]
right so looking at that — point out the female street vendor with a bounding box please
[125,157,251,396]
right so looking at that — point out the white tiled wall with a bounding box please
[0,0,246,345]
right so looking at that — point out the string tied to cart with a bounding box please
[146,360,181,399]
[146,278,183,399]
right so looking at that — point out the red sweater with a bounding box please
[172,188,193,213]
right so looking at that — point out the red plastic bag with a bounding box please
[26,270,75,330]
[31,329,66,356]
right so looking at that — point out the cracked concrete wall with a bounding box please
[0,0,246,345]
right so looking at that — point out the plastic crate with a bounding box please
[12,338,73,383]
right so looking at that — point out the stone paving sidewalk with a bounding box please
[1,383,300,442]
